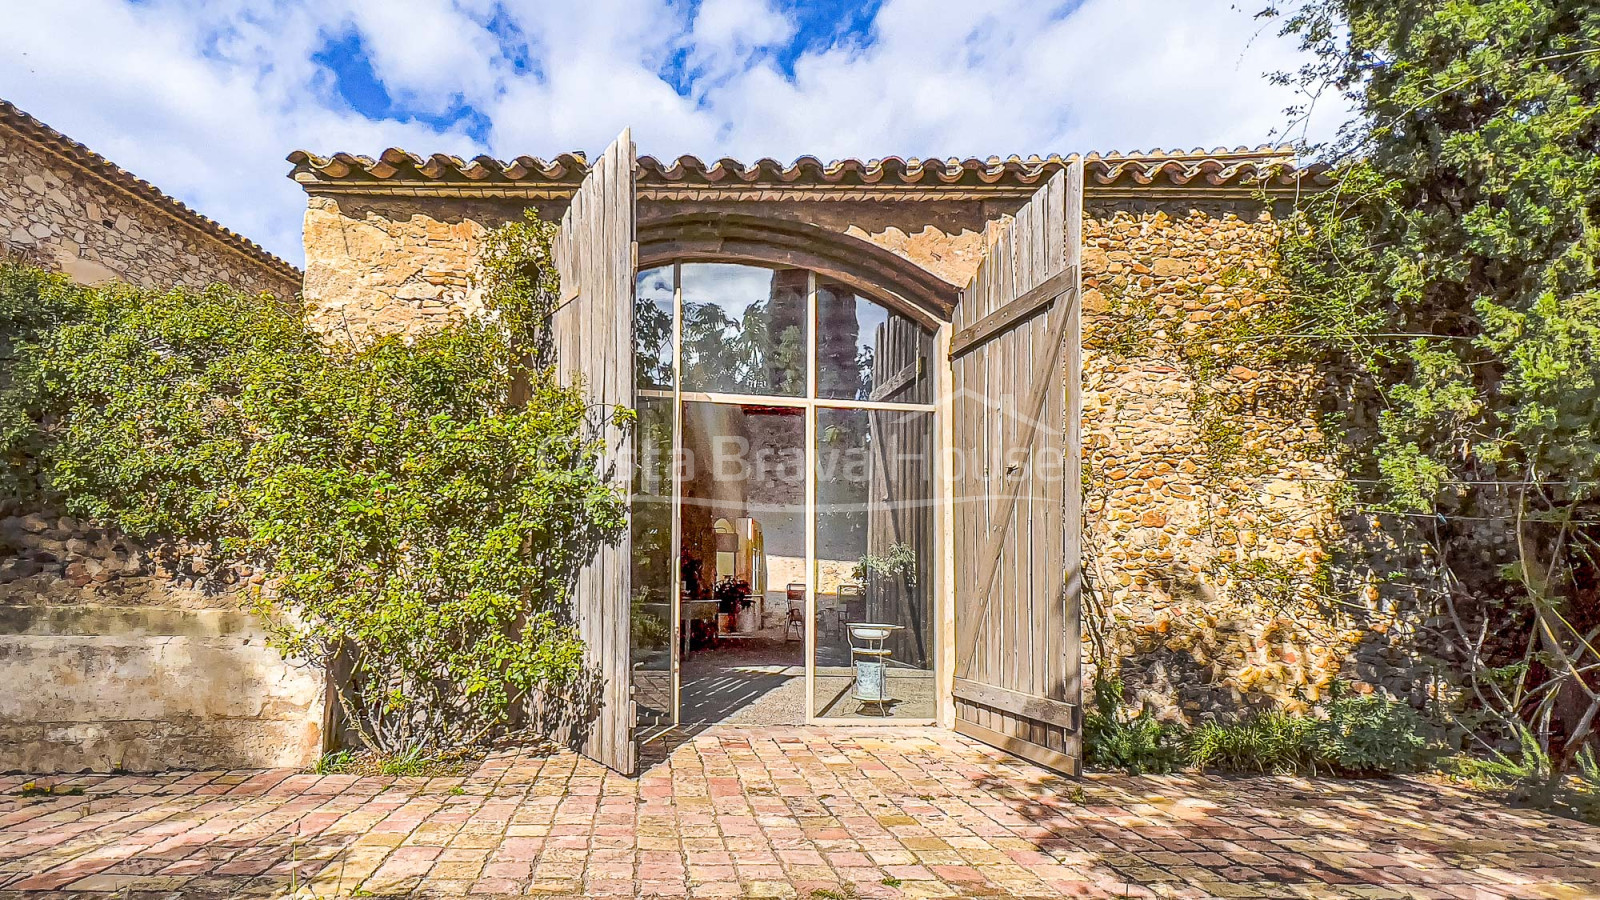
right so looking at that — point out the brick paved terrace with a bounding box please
[1,726,1596,900]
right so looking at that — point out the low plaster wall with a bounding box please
[0,514,324,773]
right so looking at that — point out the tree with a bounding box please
[1267,0,1600,776]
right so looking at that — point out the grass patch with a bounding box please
[306,747,482,778]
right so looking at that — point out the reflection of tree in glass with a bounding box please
[633,294,673,390]
[681,270,807,395]
[854,344,874,400]
[817,417,868,560]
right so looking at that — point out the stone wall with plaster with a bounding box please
[0,120,299,298]
[1078,197,1419,721]
[298,192,999,339]
[0,513,326,772]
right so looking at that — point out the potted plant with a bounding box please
[713,577,753,634]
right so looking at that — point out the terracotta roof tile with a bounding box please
[287,145,1332,193]
[2,99,300,281]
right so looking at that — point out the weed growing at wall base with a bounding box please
[1085,676,1433,776]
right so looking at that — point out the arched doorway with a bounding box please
[629,259,946,729]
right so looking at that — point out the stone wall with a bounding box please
[299,192,1001,339]
[1077,197,1416,721]
[300,194,533,339]
[0,116,299,298]
[0,513,325,772]
[295,183,1422,728]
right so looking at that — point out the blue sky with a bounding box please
[0,0,1344,266]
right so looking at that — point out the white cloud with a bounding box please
[0,0,1347,267]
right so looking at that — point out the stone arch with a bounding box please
[636,213,959,326]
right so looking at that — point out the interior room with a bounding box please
[629,260,940,729]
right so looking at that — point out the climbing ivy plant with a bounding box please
[0,251,625,754]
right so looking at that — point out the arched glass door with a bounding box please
[630,261,942,727]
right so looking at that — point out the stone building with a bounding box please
[2,106,1409,775]
[287,139,1393,777]
[0,102,318,774]
[0,99,299,296]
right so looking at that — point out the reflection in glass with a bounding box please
[677,402,805,724]
[680,264,808,397]
[813,407,936,719]
[635,266,674,392]
[630,396,675,727]
[816,281,934,404]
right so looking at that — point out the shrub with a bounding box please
[1316,691,1431,775]
[1188,712,1319,775]
[1083,676,1187,774]
[1085,674,1436,777]
[0,260,625,754]
[1087,714,1187,775]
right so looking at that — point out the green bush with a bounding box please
[1188,712,1320,775]
[1083,676,1186,774]
[1086,714,1187,775]
[1085,674,1435,777]
[1316,691,1431,775]
[0,260,625,754]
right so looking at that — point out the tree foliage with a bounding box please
[1266,0,1600,768]
[0,261,624,752]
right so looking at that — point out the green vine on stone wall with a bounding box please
[1082,232,1360,711]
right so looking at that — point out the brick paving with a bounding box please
[1,726,1597,899]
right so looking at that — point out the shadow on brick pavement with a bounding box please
[2,725,1598,899]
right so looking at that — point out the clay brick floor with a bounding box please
[1,726,1597,900]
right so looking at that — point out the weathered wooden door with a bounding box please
[949,162,1083,775]
[551,130,638,775]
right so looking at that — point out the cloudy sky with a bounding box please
[0,0,1345,266]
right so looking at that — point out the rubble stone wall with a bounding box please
[299,194,535,339]
[1078,197,1418,722]
[0,124,298,298]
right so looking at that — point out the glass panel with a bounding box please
[677,401,806,724]
[680,263,808,397]
[635,265,674,392]
[813,407,936,719]
[816,281,934,404]
[630,396,676,728]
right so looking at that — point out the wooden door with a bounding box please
[551,129,638,775]
[948,162,1083,775]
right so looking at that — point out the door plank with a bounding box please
[549,130,637,775]
[949,166,1081,775]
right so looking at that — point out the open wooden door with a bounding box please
[948,162,1083,775]
[551,129,638,775]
